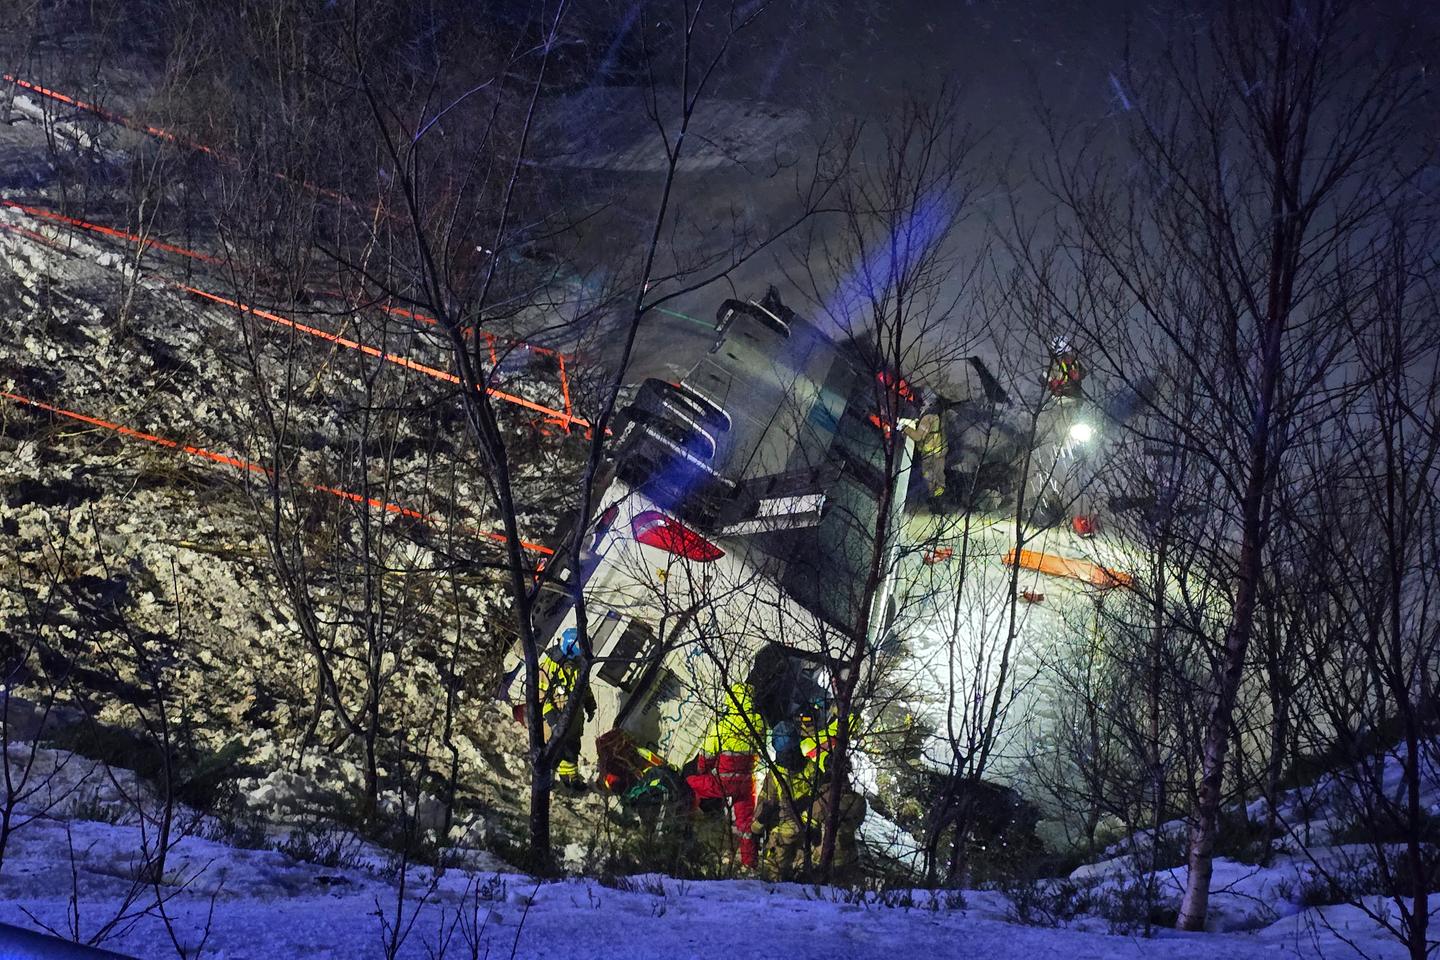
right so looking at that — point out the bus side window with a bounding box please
[596,621,657,692]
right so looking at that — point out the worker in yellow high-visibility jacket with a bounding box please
[538,629,596,791]
[686,682,765,869]
[797,710,866,878]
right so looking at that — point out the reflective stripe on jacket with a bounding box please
[699,682,764,756]
[800,713,860,773]
[754,763,819,833]
[916,413,946,458]
[693,750,756,793]
[537,646,595,720]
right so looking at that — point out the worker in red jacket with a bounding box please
[1047,336,1085,399]
[687,682,765,869]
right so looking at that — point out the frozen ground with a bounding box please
[0,744,1434,960]
[0,809,1416,959]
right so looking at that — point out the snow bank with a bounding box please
[1,745,1432,960]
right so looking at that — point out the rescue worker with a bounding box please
[754,708,868,881]
[686,681,765,869]
[538,628,596,791]
[796,707,867,877]
[1046,335,1084,399]
[903,410,947,501]
[751,709,817,879]
[752,748,820,881]
[799,707,859,774]
[806,757,869,882]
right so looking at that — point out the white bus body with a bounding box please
[509,292,915,770]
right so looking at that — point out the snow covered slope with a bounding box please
[0,746,1431,960]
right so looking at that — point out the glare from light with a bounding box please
[1069,422,1095,443]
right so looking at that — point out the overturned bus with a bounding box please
[504,290,918,782]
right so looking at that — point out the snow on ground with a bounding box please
[1061,738,1440,946]
[0,746,1432,960]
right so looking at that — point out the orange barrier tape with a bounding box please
[1,205,564,373]
[0,388,554,556]
[557,354,573,424]
[375,300,577,433]
[375,301,572,361]
[1002,548,1134,589]
[0,204,576,422]
[4,74,213,153]
[177,284,589,429]
[4,74,355,207]
[0,199,218,263]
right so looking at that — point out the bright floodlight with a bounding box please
[1069,422,1095,443]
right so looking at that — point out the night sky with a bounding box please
[728,0,1145,126]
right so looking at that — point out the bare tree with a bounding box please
[1031,0,1431,929]
[0,533,92,877]
[773,84,998,878]
[1287,212,1440,960]
[336,0,866,867]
